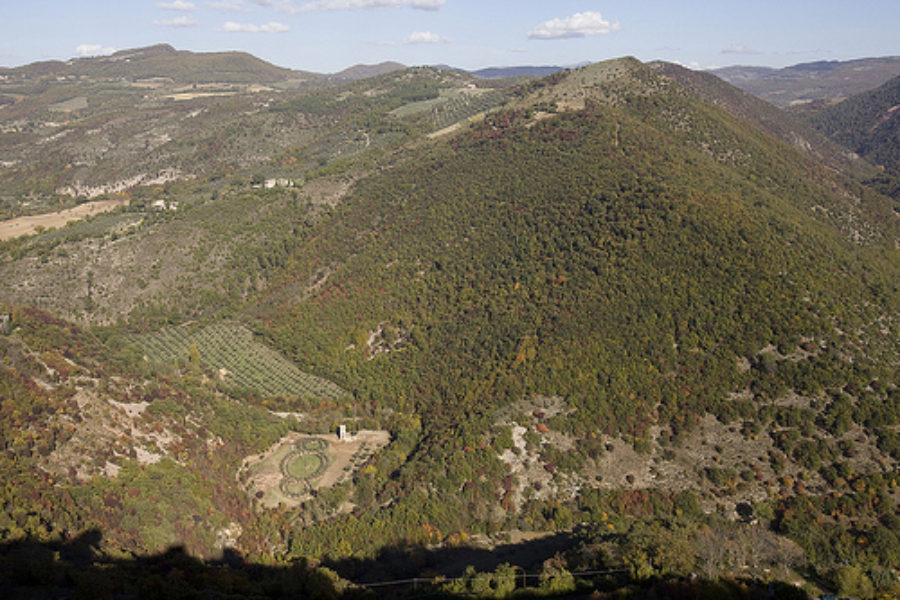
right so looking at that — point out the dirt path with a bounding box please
[427,122,463,139]
[0,199,127,241]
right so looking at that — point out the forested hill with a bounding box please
[263,57,898,435]
[802,75,900,171]
[651,61,870,175]
[794,75,900,202]
[253,57,899,578]
[1,56,899,597]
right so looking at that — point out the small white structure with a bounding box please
[338,424,347,440]
[151,199,178,211]
[264,178,293,189]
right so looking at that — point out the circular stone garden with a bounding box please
[278,439,330,498]
[286,452,326,480]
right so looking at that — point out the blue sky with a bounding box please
[1,1,898,73]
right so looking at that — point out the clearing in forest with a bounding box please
[0,199,127,241]
[238,430,390,508]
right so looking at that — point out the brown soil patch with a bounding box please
[0,199,127,241]
[165,92,239,101]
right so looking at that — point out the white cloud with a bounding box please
[207,0,443,12]
[75,44,116,57]
[154,15,199,27]
[528,11,620,40]
[671,59,719,71]
[404,31,449,44]
[207,0,279,10]
[721,45,761,55]
[207,0,251,9]
[221,20,290,32]
[290,0,444,13]
[157,0,196,9]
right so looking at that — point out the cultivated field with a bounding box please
[432,89,506,130]
[389,87,507,131]
[125,322,349,401]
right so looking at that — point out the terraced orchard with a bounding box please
[125,322,348,400]
[432,89,507,130]
[389,87,507,131]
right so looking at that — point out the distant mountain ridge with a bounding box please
[1,49,573,84]
[330,61,406,81]
[793,75,900,200]
[0,43,315,85]
[712,56,900,107]
[469,65,565,79]
[327,62,569,81]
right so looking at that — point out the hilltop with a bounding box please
[1,50,899,598]
[330,61,407,82]
[651,61,870,175]
[0,43,311,85]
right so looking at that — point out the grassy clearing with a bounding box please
[247,443,292,482]
[49,96,88,112]
[125,322,349,401]
[285,453,325,479]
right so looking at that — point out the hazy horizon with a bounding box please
[2,1,898,73]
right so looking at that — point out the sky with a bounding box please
[1,1,898,73]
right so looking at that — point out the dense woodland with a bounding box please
[1,56,899,597]
[803,76,900,169]
[796,75,900,203]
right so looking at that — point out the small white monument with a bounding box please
[338,424,347,440]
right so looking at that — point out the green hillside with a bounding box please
[248,59,899,587]
[0,307,296,555]
[0,58,501,222]
[799,76,900,201]
[654,61,872,175]
[1,54,899,598]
